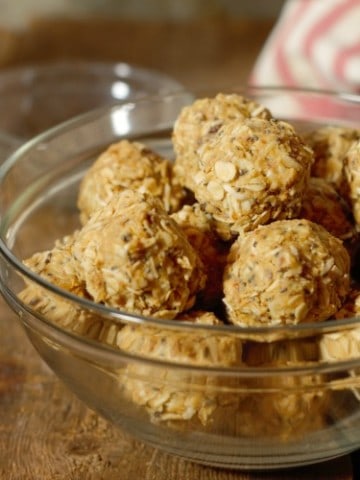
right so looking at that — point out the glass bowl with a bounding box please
[0,87,360,471]
[0,60,182,145]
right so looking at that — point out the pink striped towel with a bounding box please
[250,0,360,93]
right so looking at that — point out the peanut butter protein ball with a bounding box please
[78,140,185,224]
[72,189,206,319]
[193,118,314,238]
[117,311,243,426]
[223,219,351,327]
[305,126,360,190]
[300,177,358,257]
[172,93,272,192]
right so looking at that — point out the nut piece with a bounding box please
[171,203,230,309]
[117,311,243,425]
[305,126,360,190]
[73,189,206,319]
[78,140,185,224]
[223,219,351,327]
[193,118,313,238]
[172,93,272,192]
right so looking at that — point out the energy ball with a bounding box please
[342,140,360,226]
[193,118,313,238]
[223,219,351,327]
[172,93,272,192]
[304,126,360,190]
[300,177,358,256]
[171,202,230,309]
[78,140,185,224]
[22,233,83,295]
[72,189,206,319]
[117,311,243,425]
[20,233,109,338]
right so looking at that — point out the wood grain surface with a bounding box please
[0,16,273,89]
[0,15,357,480]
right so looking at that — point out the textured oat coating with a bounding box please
[78,140,185,224]
[23,233,84,296]
[21,237,105,341]
[20,233,124,344]
[320,327,360,363]
[193,118,313,239]
[171,203,229,309]
[19,283,123,346]
[172,93,272,192]
[223,219,351,327]
[300,177,357,244]
[343,140,360,226]
[305,126,360,190]
[20,190,206,325]
[73,189,206,319]
[117,311,243,425]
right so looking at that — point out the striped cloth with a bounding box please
[250,0,360,93]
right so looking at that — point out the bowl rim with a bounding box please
[0,59,183,91]
[14,286,360,376]
[0,59,184,144]
[1,85,360,363]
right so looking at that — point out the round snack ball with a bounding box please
[343,140,360,226]
[171,203,230,309]
[172,93,272,192]
[193,118,314,239]
[23,232,83,296]
[77,140,185,224]
[72,189,206,319]
[116,311,243,425]
[223,219,351,327]
[300,177,358,256]
[304,126,360,190]
[20,232,107,337]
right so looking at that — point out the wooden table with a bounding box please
[0,14,358,479]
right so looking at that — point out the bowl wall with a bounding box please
[1,87,360,470]
[0,60,182,141]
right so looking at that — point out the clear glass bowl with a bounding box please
[0,87,360,470]
[0,60,182,144]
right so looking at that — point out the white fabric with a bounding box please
[250,0,360,93]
